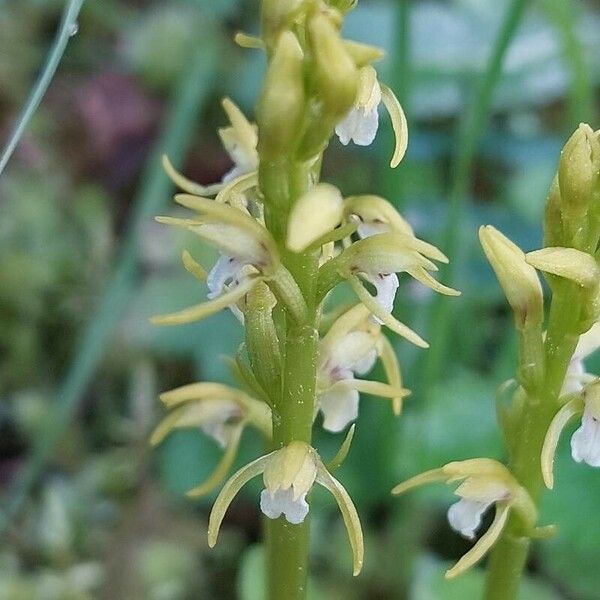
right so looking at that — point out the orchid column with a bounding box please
[149,1,458,598]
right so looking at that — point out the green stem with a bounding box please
[484,283,581,600]
[259,159,319,600]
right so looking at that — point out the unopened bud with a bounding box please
[343,40,385,67]
[261,0,304,47]
[287,183,344,252]
[558,123,600,223]
[257,31,305,158]
[543,176,566,247]
[308,13,358,119]
[479,226,543,328]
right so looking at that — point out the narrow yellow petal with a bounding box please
[377,334,405,414]
[150,406,191,446]
[407,267,461,296]
[526,247,600,287]
[151,277,261,326]
[541,396,584,489]
[445,502,510,579]
[234,32,264,49]
[181,250,207,281]
[162,154,222,196]
[215,171,258,205]
[316,464,364,576]
[348,276,429,348]
[155,216,202,227]
[332,379,409,400]
[159,382,244,408]
[391,468,446,495]
[207,453,272,547]
[380,84,408,168]
[326,424,356,472]
[221,97,258,155]
[187,423,245,498]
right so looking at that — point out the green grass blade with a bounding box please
[540,0,595,125]
[0,0,84,176]
[420,0,530,393]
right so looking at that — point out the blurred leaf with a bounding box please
[410,554,562,600]
[539,444,600,598]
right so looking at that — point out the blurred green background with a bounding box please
[1,0,599,598]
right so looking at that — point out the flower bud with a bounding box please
[257,31,306,158]
[308,13,358,119]
[543,176,566,247]
[343,40,385,67]
[479,226,543,329]
[558,123,600,223]
[287,183,344,252]
[261,0,304,47]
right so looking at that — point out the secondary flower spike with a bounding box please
[392,459,536,578]
[208,441,364,576]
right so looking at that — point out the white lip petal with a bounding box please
[335,107,379,147]
[447,498,494,540]
[352,348,378,376]
[326,331,378,377]
[207,255,245,299]
[561,358,586,395]
[571,407,600,467]
[260,488,309,524]
[365,272,399,318]
[319,386,360,433]
[352,106,379,146]
[336,109,361,146]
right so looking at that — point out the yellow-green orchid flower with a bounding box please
[208,441,364,575]
[151,382,271,497]
[392,459,536,579]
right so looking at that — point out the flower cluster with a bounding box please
[150,0,459,579]
[393,124,600,584]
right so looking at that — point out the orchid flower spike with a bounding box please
[335,66,408,168]
[208,441,364,576]
[542,378,600,489]
[392,459,536,578]
[150,382,271,497]
[162,98,258,197]
[316,304,409,431]
[152,195,284,325]
[319,231,459,348]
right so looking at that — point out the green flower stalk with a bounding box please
[393,123,600,599]
[149,1,458,597]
